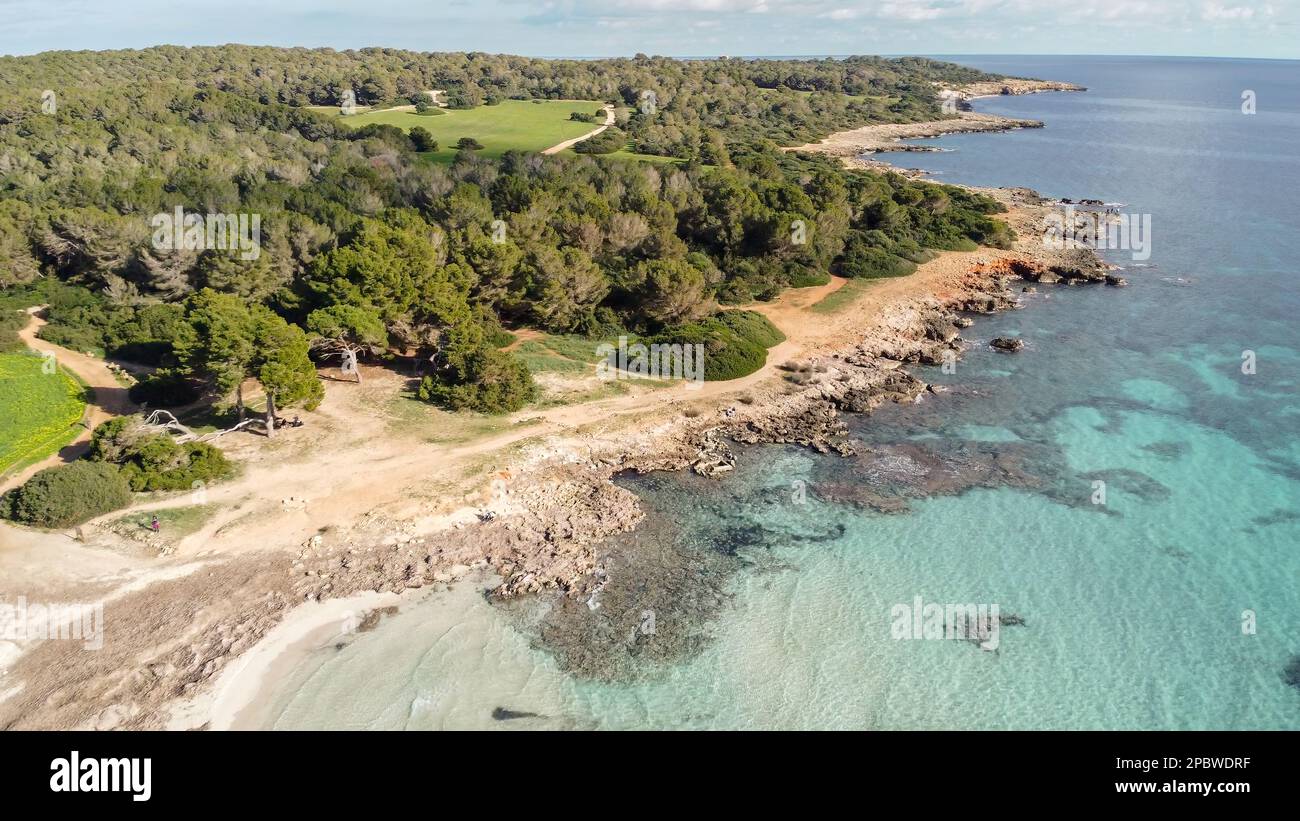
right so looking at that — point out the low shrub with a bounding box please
[88,416,233,491]
[716,310,786,349]
[837,246,917,279]
[573,128,625,155]
[786,267,831,288]
[2,461,132,528]
[418,347,537,414]
[0,309,25,352]
[119,440,232,492]
[648,310,784,382]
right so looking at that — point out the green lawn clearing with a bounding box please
[0,351,88,477]
[330,99,607,162]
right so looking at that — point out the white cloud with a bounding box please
[876,2,945,21]
[1201,2,1255,19]
[577,0,768,10]
[5,0,1298,59]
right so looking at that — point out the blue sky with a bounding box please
[2,1,1295,59]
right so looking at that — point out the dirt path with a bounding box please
[542,104,616,155]
[0,309,139,492]
[501,328,545,352]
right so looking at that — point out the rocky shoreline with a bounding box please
[785,78,1084,176]
[946,79,1086,100]
[796,112,1049,158]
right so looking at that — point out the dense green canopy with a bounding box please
[0,46,1015,414]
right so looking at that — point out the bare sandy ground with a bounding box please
[188,588,405,730]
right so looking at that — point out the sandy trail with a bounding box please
[542,104,616,155]
[1,310,140,493]
[500,328,545,352]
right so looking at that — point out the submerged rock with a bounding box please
[1283,655,1300,691]
[492,707,543,721]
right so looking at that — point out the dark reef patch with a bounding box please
[1284,655,1300,691]
[810,434,1155,515]
[1079,469,1172,504]
[492,707,543,721]
[1140,441,1189,460]
[1251,508,1300,529]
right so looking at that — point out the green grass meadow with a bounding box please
[0,352,89,477]
[325,100,607,162]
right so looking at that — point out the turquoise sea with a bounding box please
[253,56,1300,730]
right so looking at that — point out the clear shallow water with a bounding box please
[259,56,1300,730]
